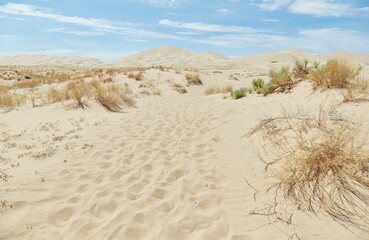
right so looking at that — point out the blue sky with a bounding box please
[0,0,368,61]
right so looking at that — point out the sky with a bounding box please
[0,0,368,61]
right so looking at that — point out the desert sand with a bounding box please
[1,46,369,240]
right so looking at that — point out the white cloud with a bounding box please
[159,19,258,33]
[263,18,281,22]
[216,8,235,15]
[289,0,350,17]
[138,0,189,7]
[0,2,177,39]
[42,28,106,36]
[256,0,369,17]
[257,0,292,11]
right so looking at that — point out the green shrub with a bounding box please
[252,78,265,91]
[231,88,247,99]
[259,67,293,96]
[293,59,310,79]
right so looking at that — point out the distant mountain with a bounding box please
[112,46,229,68]
[0,55,103,67]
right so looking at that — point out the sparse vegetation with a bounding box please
[0,85,24,108]
[340,78,369,103]
[292,59,310,79]
[205,85,233,95]
[128,72,143,81]
[258,67,294,96]
[48,87,70,103]
[311,59,361,90]
[231,88,247,99]
[249,106,369,232]
[252,78,265,92]
[67,82,91,109]
[185,73,202,85]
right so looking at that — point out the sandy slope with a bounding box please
[0,55,103,67]
[1,48,369,239]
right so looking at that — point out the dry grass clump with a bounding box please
[127,72,143,81]
[341,79,369,103]
[205,85,233,95]
[311,59,361,90]
[185,73,202,85]
[48,87,70,103]
[92,81,135,111]
[0,85,23,108]
[258,67,294,96]
[292,59,310,79]
[67,82,91,109]
[14,79,43,89]
[250,106,369,232]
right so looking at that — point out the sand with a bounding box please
[1,47,369,240]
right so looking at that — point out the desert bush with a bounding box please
[259,67,293,96]
[14,79,43,89]
[48,87,70,103]
[0,86,23,108]
[311,59,361,90]
[95,84,124,112]
[252,78,265,92]
[231,88,247,99]
[93,82,135,111]
[292,59,310,79]
[205,85,233,95]
[249,106,369,232]
[185,73,202,85]
[68,82,90,109]
[340,78,369,103]
[128,72,143,81]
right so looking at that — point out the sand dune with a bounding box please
[113,46,229,68]
[0,55,103,67]
[1,48,369,239]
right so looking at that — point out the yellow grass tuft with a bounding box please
[185,73,202,85]
[311,59,360,90]
[205,85,233,95]
[250,106,369,232]
[0,85,24,108]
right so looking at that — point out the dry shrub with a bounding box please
[0,85,23,108]
[185,73,202,85]
[340,78,369,103]
[249,106,369,233]
[67,82,91,109]
[48,87,70,103]
[205,85,233,95]
[14,79,43,89]
[127,72,143,81]
[311,59,361,90]
[93,82,135,111]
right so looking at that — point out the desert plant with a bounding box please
[249,106,369,233]
[259,67,293,96]
[311,59,361,90]
[14,79,43,89]
[68,82,90,109]
[340,78,369,103]
[252,78,265,91]
[0,86,24,108]
[231,88,247,99]
[95,84,124,112]
[48,87,70,103]
[205,85,233,95]
[128,72,143,81]
[185,73,202,85]
[292,59,310,79]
